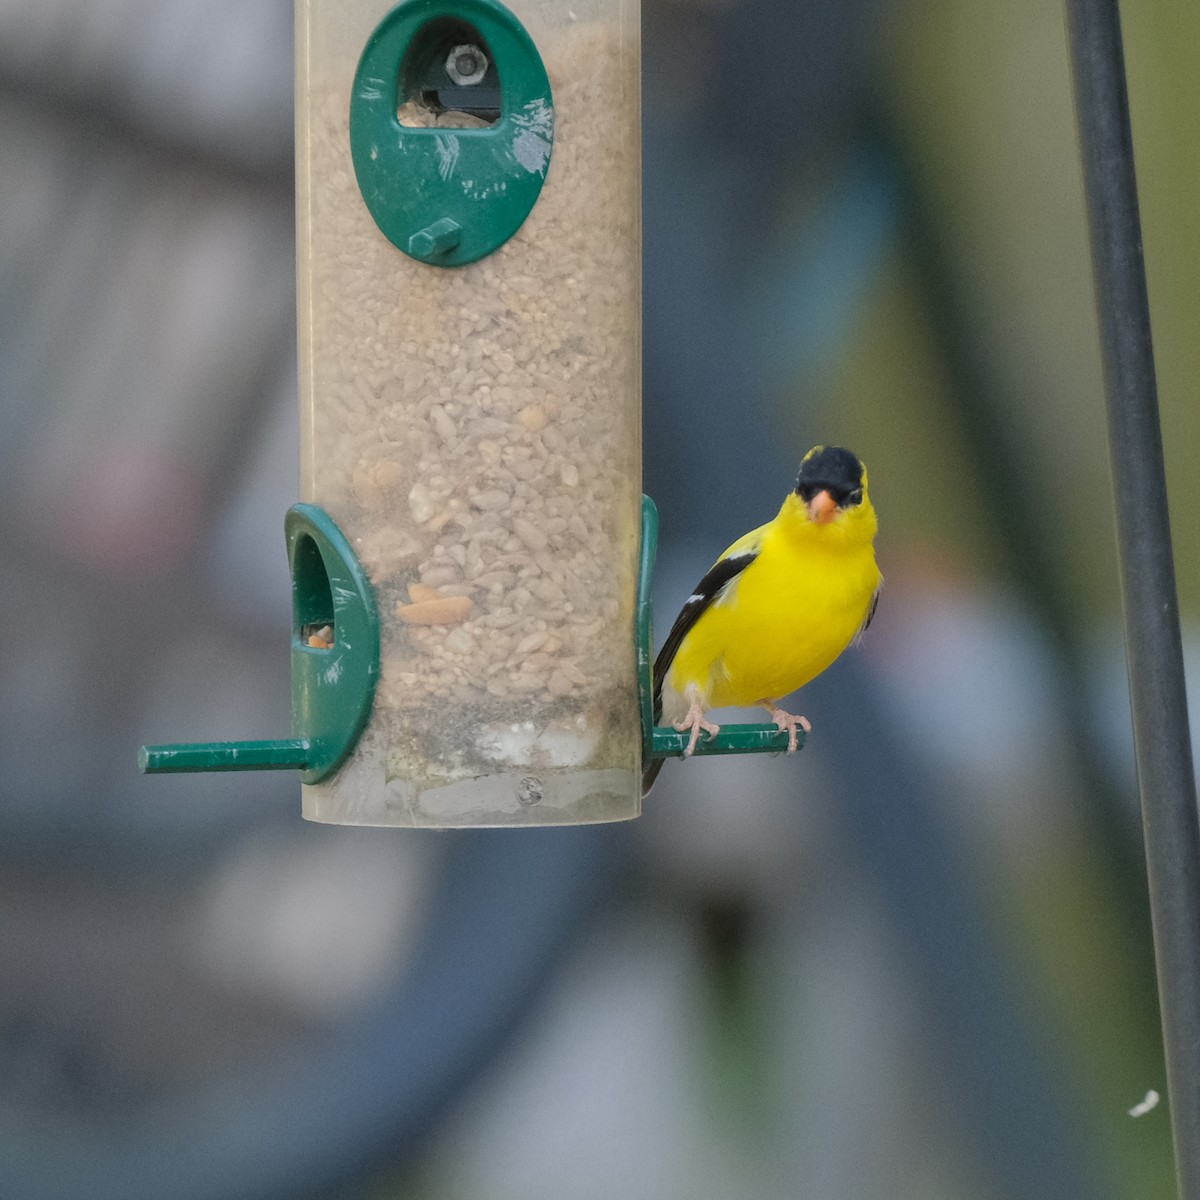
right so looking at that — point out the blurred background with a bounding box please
[1,0,1198,1196]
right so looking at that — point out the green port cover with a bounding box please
[350,0,554,266]
[286,504,380,783]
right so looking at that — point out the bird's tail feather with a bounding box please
[642,644,670,795]
[641,756,664,797]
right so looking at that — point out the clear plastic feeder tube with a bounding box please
[295,0,641,825]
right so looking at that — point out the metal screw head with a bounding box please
[445,44,488,86]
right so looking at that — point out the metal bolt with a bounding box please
[516,776,544,806]
[445,44,488,86]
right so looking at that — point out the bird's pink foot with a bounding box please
[762,703,811,753]
[673,702,720,756]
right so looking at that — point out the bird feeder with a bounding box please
[142,0,643,826]
[140,0,798,825]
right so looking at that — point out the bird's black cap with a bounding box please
[795,446,864,506]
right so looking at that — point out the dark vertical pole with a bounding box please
[1065,2,1200,1195]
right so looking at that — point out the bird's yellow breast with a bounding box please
[664,495,880,711]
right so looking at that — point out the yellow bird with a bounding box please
[644,446,881,794]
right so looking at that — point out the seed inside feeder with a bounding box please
[304,624,335,649]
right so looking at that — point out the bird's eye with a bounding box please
[846,488,863,507]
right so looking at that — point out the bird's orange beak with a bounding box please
[806,489,839,524]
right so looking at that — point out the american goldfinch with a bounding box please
[644,446,881,794]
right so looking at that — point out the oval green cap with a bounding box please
[350,0,554,266]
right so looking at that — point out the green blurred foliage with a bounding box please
[838,0,1200,624]
[813,3,1200,1197]
[1124,4,1200,613]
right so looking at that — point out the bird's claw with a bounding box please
[673,707,721,756]
[765,705,811,754]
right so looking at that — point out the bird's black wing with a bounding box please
[852,584,881,646]
[651,549,758,723]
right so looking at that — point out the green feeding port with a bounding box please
[349,0,554,266]
[638,495,800,767]
[399,15,503,125]
[293,529,335,636]
[138,504,379,783]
